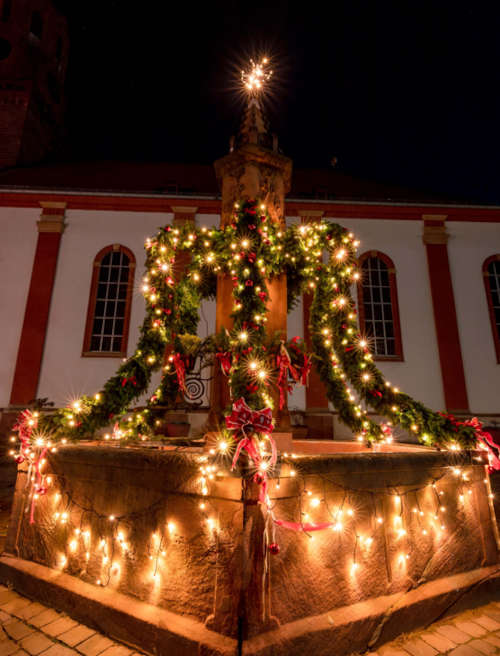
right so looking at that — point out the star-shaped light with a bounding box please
[241,57,273,94]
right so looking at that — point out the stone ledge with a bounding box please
[0,556,236,656]
[1,556,499,656]
[243,566,500,655]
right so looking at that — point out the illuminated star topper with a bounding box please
[241,57,273,94]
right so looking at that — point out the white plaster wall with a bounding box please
[38,210,174,406]
[0,207,39,407]
[448,222,500,414]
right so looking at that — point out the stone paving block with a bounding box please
[467,639,498,655]
[76,635,115,656]
[29,610,60,629]
[0,592,19,607]
[378,646,410,656]
[98,646,132,656]
[449,646,484,656]
[474,615,500,632]
[0,613,10,624]
[43,618,78,638]
[14,604,47,622]
[3,621,34,641]
[41,645,77,656]
[484,609,500,624]
[11,650,29,656]
[20,631,54,655]
[58,625,96,648]
[435,624,472,645]
[420,631,457,652]
[402,637,439,656]
[454,622,488,638]
[1,599,32,616]
[484,635,500,648]
[0,640,21,656]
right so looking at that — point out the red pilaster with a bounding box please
[422,215,469,413]
[9,202,66,405]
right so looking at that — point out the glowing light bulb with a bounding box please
[241,57,273,94]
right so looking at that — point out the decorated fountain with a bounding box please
[2,59,499,656]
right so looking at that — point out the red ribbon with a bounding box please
[225,398,275,504]
[172,353,188,395]
[465,417,500,472]
[440,413,500,471]
[276,343,299,410]
[216,351,232,376]
[121,376,137,387]
[300,353,312,386]
[274,519,336,532]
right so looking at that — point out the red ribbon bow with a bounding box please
[225,398,273,435]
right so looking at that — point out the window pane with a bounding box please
[92,318,102,334]
[488,261,500,342]
[88,248,133,352]
[361,256,398,356]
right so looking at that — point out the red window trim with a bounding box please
[82,244,136,358]
[483,254,500,364]
[356,250,404,362]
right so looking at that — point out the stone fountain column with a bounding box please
[206,99,293,639]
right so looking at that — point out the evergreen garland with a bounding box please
[37,200,477,450]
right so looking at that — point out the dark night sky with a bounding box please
[53,1,500,203]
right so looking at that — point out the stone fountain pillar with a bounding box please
[210,97,293,430]
[207,98,293,639]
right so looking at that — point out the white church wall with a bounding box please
[447,221,500,414]
[0,208,39,407]
[37,209,173,407]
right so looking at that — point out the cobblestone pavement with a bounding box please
[0,585,145,656]
[0,581,499,656]
[362,600,500,656]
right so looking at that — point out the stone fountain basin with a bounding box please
[0,444,498,655]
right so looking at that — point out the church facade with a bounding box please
[0,1,499,441]
[1,170,500,441]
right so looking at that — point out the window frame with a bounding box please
[483,254,500,364]
[356,250,404,362]
[82,244,135,358]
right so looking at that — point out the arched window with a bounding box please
[357,251,403,360]
[483,255,500,363]
[82,246,135,357]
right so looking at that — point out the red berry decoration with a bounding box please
[14,455,24,464]
[268,542,280,555]
[253,472,265,485]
